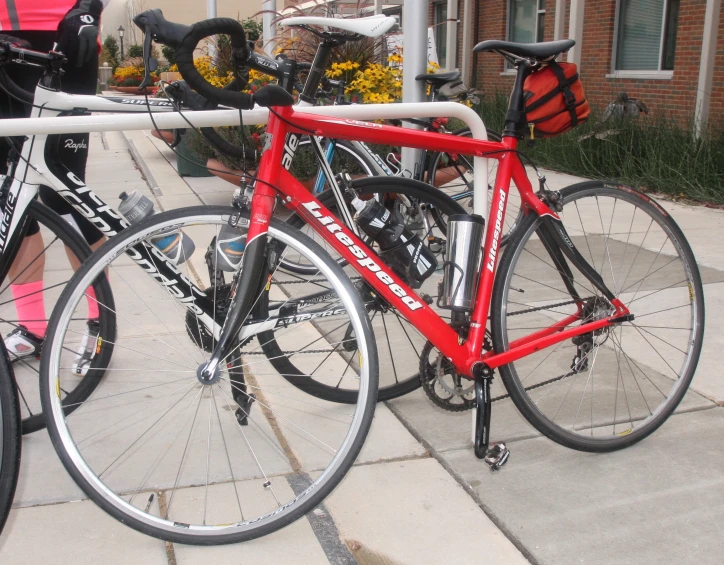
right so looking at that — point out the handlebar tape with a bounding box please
[134,10,253,110]
[175,19,253,110]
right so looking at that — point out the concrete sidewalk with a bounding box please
[1,127,722,565]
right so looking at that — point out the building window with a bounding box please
[433,1,447,66]
[508,0,546,44]
[615,0,680,71]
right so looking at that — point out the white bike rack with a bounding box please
[0,101,491,218]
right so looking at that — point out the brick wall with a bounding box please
[470,0,724,127]
[580,0,706,124]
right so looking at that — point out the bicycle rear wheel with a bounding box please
[40,206,378,544]
[277,177,465,402]
[491,181,704,451]
[0,200,115,434]
[0,340,20,535]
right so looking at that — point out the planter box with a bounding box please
[176,138,213,178]
[112,86,159,95]
[160,71,182,83]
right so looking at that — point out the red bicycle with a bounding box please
[38,13,704,544]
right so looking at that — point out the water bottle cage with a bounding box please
[378,234,437,288]
[436,260,465,310]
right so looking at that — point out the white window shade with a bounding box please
[616,0,665,70]
[510,0,538,43]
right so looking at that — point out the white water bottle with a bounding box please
[118,191,196,265]
[214,224,247,272]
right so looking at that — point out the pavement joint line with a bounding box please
[125,136,162,197]
[430,403,723,454]
[384,400,540,565]
[100,131,110,151]
[352,452,430,467]
[287,474,358,565]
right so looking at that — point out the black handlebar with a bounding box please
[134,9,254,110]
[0,41,66,105]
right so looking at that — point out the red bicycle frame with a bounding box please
[246,105,629,378]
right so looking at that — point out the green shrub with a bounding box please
[479,91,724,204]
[100,36,119,70]
[242,18,262,42]
[128,44,143,58]
[161,45,175,66]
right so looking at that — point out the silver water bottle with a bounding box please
[118,191,196,265]
[439,214,485,311]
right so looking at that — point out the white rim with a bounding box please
[46,211,373,537]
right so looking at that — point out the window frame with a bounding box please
[503,0,546,74]
[610,0,678,78]
[507,0,547,44]
[433,0,447,67]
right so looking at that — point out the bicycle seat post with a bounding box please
[503,61,534,138]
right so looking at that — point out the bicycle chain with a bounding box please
[507,298,585,317]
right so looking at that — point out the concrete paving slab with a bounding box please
[156,193,205,211]
[690,282,724,402]
[325,458,531,565]
[0,499,168,564]
[390,388,540,452]
[173,519,330,565]
[442,407,724,565]
[12,429,86,507]
[244,352,427,468]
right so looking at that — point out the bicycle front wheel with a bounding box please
[0,340,20,534]
[40,206,378,544]
[491,181,704,451]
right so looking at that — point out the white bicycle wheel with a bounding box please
[40,206,378,544]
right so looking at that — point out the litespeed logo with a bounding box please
[302,201,423,311]
[282,134,300,170]
[486,190,506,272]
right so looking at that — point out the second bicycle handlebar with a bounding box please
[133,9,254,110]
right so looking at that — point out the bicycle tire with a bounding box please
[491,181,704,452]
[272,176,465,402]
[427,127,521,244]
[40,206,378,544]
[0,340,20,535]
[0,200,116,434]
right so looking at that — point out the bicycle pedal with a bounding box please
[483,443,510,471]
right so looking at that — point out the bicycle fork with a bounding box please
[198,191,275,384]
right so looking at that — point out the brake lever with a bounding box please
[139,27,159,90]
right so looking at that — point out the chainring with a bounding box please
[419,341,475,411]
